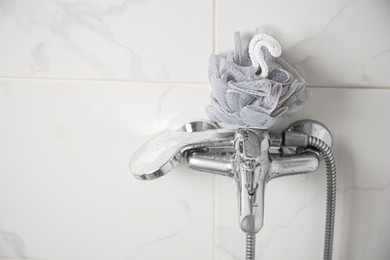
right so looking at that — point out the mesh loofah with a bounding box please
[206,30,307,129]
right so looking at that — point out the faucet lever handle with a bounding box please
[129,121,235,180]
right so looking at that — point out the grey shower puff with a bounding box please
[206,32,307,128]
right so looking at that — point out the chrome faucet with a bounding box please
[129,120,336,260]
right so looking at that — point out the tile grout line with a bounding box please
[0,76,390,90]
[212,174,217,260]
[212,1,217,259]
[212,0,217,55]
[0,76,209,86]
[307,85,390,90]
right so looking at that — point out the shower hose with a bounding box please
[245,135,337,260]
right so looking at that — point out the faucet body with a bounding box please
[187,127,319,235]
[130,120,328,236]
[130,120,336,260]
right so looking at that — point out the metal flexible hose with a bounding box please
[308,136,336,260]
[246,234,256,260]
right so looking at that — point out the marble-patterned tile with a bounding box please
[0,80,213,260]
[215,88,390,260]
[216,0,390,87]
[2,78,389,260]
[0,0,213,82]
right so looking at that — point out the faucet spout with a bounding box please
[234,128,271,234]
[238,177,266,234]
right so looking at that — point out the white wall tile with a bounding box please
[0,80,213,260]
[1,79,390,260]
[0,0,213,82]
[216,0,390,87]
[1,1,389,260]
[214,88,390,260]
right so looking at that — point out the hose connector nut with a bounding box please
[283,131,308,147]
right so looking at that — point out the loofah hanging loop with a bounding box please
[249,33,282,78]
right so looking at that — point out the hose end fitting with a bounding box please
[283,131,308,147]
